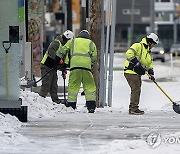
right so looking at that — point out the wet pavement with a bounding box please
[11,110,180,154]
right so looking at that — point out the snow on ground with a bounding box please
[94,135,180,154]
[0,53,180,153]
[0,113,29,149]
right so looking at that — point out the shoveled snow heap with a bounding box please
[20,89,74,119]
[0,112,29,148]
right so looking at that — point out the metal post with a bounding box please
[173,0,177,43]
[81,0,86,29]
[62,0,67,31]
[174,19,177,43]
[104,0,111,106]
[86,0,90,30]
[130,0,135,44]
[108,0,116,107]
[66,0,72,30]
[99,0,105,107]
[150,0,154,32]
[170,52,174,70]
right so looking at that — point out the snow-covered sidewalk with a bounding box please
[1,110,180,154]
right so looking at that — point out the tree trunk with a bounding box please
[89,0,102,107]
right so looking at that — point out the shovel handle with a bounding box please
[63,78,66,99]
[145,71,174,103]
[36,68,55,83]
[2,41,11,98]
[5,52,9,98]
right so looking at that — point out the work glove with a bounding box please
[61,69,67,79]
[149,74,155,81]
[57,63,67,71]
[148,69,154,75]
[131,57,145,75]
[148,69,155,81]
[54,55,64,68]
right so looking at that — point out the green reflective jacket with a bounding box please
[124,37,154,74]
[58,37,97,70]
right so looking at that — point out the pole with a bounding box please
[62,0,67,31]
[173,0,177,43]
[81,0,86,29]
[174,19,177,43]
[86,0,90,30]
[104,0,111,106]
[130,0,135,44]
[99,0,105,107]
[108,0,116,107]
[150,0,154,32]
[66,0,72,30]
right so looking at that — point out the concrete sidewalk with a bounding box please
[15,110,180,154]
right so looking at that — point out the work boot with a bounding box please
[129,109,144,115]
[66,102,76,110]
[52,99,61,104]
[86,101,96,113]
[88,109,95,113]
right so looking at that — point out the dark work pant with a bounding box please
[124,73,142,111]
[40,65,59,102]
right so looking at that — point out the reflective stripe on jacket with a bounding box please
[124,37,154,74]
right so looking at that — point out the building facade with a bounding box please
[115,0,180,51]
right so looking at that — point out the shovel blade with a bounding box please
[25,80,37,88]
[173,102,180,114]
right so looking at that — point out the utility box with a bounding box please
[0,0,27,122]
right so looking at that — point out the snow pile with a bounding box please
[19,89,124,120]
[0,90,76,151]
[0,113,29,149]
[20,89,74,119]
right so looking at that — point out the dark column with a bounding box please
[66,0,72,30]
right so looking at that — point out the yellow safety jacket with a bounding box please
[124,37,154,74]
[57,37,97,70]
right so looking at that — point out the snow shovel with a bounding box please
[146,71,180,114]
[2,41,11,98]
[25,68,55,88]
[58,70,67,105]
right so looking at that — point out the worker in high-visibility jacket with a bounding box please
[56,30,97,113]
[124,33,159,115]
[40,30,74,103]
